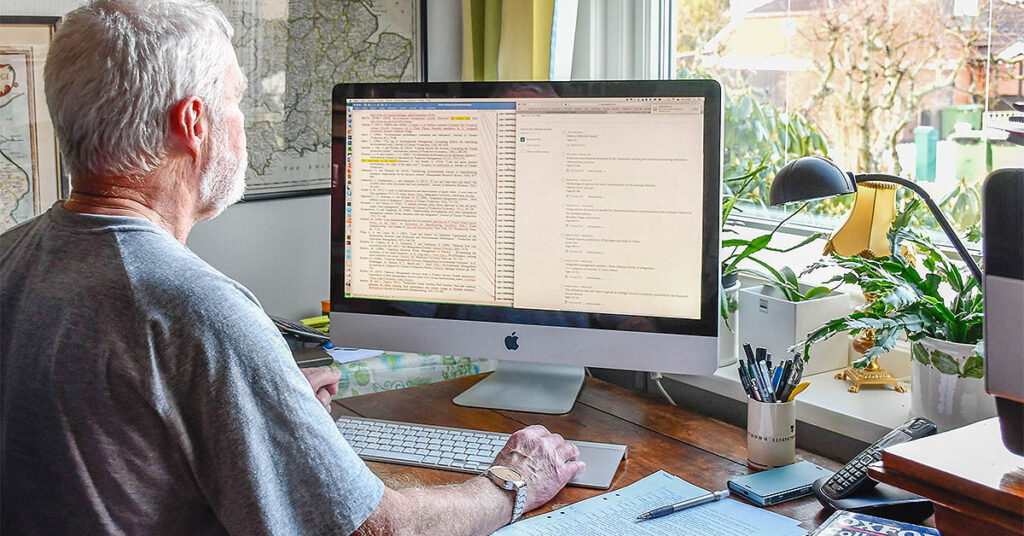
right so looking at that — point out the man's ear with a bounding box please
[168,96,206,162]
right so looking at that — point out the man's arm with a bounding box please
[300,366,340,411]
[354,425,585,536]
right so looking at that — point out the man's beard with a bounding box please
[198,115,247,217]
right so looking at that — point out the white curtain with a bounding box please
[569,0,674,80]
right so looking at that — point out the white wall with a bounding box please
[3,0,462,319]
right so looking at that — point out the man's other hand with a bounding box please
[491,425,586,511]
[300,367,341,412]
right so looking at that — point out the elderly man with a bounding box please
[0,1,584,534]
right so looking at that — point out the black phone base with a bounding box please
[812,476,934,525]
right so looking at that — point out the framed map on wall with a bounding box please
[0,17,62,233]
[215,0,425,200]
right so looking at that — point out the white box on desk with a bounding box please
[738,285,850,376]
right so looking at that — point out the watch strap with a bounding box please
[511,482,526,523]
[486,466,527,524]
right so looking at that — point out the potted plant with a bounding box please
[736,260,849,376]
[800,229,995,430]
[719,162,825,367]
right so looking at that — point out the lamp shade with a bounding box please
[769,156,857,205]
[824,181,898,258]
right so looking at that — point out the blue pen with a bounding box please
[771,365,784,392]
[775,360,793,400]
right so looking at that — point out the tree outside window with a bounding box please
[677,0,1024,239]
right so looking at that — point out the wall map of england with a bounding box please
[216,0,419,197]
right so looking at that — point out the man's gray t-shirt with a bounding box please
[1,205,384,535]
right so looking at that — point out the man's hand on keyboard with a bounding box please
[300,367,341,412]
[492,424,586,511]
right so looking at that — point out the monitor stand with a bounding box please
[452,360,584,414]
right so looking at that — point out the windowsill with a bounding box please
[664,361,913,444]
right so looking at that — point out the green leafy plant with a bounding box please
[897,178,983,237]
[679,67,830,211]
[799,228,982,373]
[719,161,829,327]
[701,77,833,326]
[722,93,830,206]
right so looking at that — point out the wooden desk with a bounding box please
[332,374,842,530]
[869,418,1024,536]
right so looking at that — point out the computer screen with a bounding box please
[330,81,721,413]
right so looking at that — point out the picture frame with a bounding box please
[0,16,64,232]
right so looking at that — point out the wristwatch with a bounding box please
[486,465,527,524]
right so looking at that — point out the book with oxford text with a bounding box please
[809,510,938,536]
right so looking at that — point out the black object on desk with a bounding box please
[292,346,333,368]
[811,417,937,523]
[271,315,331,344]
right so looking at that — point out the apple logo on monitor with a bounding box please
[504,332,519,351]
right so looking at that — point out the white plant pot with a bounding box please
[718,279,742,367]
[738,284,850,376]
[911,337,997,432]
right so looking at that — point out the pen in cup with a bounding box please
[739,348,810,403]
[636,489,730,521]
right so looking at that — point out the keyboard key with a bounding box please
[361,449,424,463]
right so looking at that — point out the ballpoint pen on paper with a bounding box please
[636,489,731,521]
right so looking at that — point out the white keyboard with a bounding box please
[336,416,628,488]
[338,416,509,473]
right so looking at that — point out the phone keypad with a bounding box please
[821,417,936,500]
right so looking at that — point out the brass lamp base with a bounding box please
[836,357,907,393]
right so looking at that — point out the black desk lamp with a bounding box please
[768,156,982,284]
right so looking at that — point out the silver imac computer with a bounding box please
[330,80,722,414]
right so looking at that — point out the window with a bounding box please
[674,0,1024,244]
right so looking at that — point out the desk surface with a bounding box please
[331,374,842,530]
[870,418,1024,536]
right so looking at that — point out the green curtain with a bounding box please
[462,0,555,81]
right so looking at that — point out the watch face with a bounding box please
[490,466,524,482]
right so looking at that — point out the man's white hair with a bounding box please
[44,0,235,179]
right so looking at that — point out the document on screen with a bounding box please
[513,108,704,318]
[345,97,707,320]
[347,104,509,306]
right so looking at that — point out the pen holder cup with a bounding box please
[746,398,795,470]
